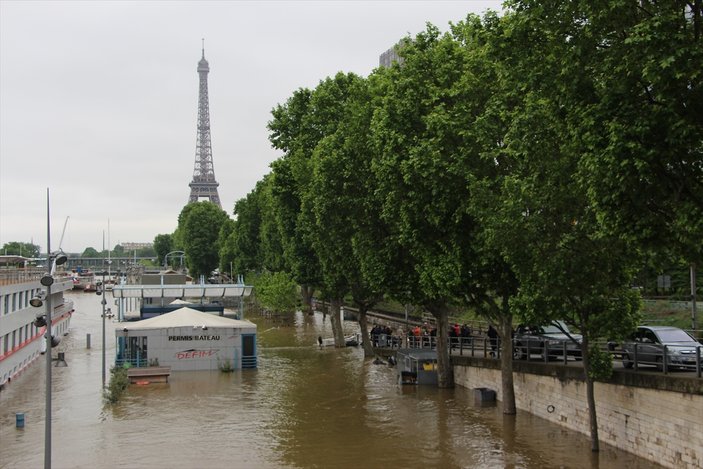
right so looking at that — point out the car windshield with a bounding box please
[656,329,696,343]
[541,321,570,335]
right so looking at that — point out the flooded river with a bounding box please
[1,292,659,468]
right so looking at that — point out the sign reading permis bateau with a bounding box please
[168,335,221,341]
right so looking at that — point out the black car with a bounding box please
[621,326,701,370]
[513,320,583,360]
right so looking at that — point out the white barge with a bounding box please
[0,256,73,389]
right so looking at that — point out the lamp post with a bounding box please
[40,271,53,469]
[30,189,68,469]
[100,270,107,387]
[98,261,111,388]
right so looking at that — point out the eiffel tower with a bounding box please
[188,41,221,208]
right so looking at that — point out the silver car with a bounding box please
[513,320,583,361]
[622,326,701,370]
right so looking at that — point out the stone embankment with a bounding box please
[453,357,702,469]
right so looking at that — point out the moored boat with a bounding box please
[0,257,74,389]
[71,269,95,291]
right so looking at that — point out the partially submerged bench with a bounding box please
[127,366,171,384]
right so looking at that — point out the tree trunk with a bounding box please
[581,336,600,451]
[329,297,346,347]
[300,284,314,315]
[357,307,374,357]
[499,315,516,415]
[431,309,454,388]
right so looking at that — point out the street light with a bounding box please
[31,248,67,469]
[29,189,69,469]
[96,262,111,388]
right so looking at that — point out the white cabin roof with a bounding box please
[111,283,253,299]
[121,307,256,331]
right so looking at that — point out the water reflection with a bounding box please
[0,292,660,468]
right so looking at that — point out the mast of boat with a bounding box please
[107,219,111,277]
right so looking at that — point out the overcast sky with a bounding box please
[0,0,504,254]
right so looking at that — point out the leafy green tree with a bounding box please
[268,88,323,316]
[493,1,647,449]
[444,11,522,411]
[218,218,236,280]
[153,234,173,266]
[172,203,197,252]
[370,24,502,387]
[1,241,40,258]
[253,271,298,314]
[307,72,384,354]
[136,246,156,258]
[228,182,264,275]
[178,201,230,279]
[509,0,703,331]
[82,247,99,258]
[256,175,286,273]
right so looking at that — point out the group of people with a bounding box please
[368,321,501,354]
[449,323,473,348]
[370,324,401,347]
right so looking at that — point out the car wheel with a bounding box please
[622,352,633,369]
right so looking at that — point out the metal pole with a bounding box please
[101,231,107,388]
[691,263,698,336]
[44,280,52,469]
[44,188,52,469]
[102,271,106,388]
[405,304,409,348]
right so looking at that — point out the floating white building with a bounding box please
[115,307,257,371]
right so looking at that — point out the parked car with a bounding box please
[513,320,583,360]
[621,326,701,370]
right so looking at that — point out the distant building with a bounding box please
[379,42,405,68]
[121,242,152,251]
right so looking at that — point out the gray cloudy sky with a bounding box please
[0,0,503,254]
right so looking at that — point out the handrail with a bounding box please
[374,334,702,379]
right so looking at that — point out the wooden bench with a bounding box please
[127,366,171,384]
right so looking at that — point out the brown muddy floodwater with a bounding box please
[1,292,660,469]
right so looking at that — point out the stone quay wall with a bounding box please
[453,359,702,469]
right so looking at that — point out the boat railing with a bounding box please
[115,357,152,368]
[0,269,46,286]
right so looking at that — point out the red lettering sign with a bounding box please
[176,349,218,359]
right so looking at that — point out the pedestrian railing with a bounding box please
[394,334,702,378]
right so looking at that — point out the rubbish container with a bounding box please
[16,412,25,428]
[473,387,496,406]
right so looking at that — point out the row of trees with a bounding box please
[0,241,156,260]
[141,1,700,452]
[211,1,700,452]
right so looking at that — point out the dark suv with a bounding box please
[513,320,583,361]
[621,326,700,370]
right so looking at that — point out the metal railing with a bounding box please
[115,357,151,368]
[382,335,702,378]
